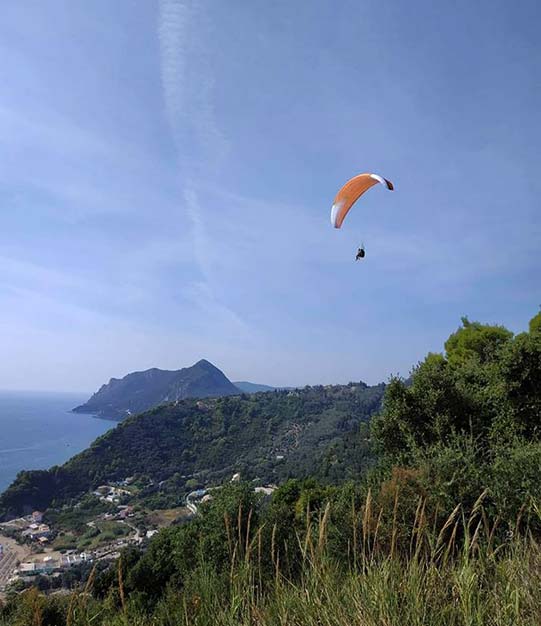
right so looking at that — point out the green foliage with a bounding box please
[490,440,541,524]
[1,383,384,519]
[498,330,541,437]
[3,314,541,623]
[370,312,541,536]
[371,355,479,458]
[373,314,541,462]
[444,316,513,366]
[529,311,541,335]
[185,478,202,490]
[5,482,541,625]
[45,495,114,532]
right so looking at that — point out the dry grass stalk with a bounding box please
[230,543,239,583]
[224,511,233,558]
[302,504,315,564]
[318,502,331,555]
[390,484,400,560]
[237,503,244,557]
[362,489,372,551]
[443,519,459,565]
[30,588,42,626]
[351,495,358,569]
[409,496,425,558]
[245,508,253,560]
[271,523,277,570]
[435,503,462,556]
[469,518,484,556]
[66,591,76,626]
[372,506,384,559]
[118,555,127,617]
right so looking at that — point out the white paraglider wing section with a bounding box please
[330,202,342,228]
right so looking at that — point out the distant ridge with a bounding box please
[234,381,279,393]
[73,360,239,420]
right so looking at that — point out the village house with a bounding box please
[117,506,134,519]
[17,560,57,576]
[94,484,132,504]
[61,552,91,567]
[22,524,52,541]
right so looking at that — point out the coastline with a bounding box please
[0,392,116,495]
[71,408,122,422]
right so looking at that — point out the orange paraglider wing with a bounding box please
[330,173,393,229]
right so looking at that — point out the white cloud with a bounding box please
[158,0,227,166]
[157,0,243,333]
[157,0,191,141]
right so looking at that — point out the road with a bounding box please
[0,534,31,590]
[0,550,17,587]
[119,519,141,542]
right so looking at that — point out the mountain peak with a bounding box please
[193,359,217,370]
[73,360,239,420]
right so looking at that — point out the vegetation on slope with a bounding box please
[0,382,385,518]
[4,482,541,626]
[2,312,540,625]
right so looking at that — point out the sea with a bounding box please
[0,391,116,495]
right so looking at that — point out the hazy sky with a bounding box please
[1,0,540,392]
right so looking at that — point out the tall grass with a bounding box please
[3,491,541,626]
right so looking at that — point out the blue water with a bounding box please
[0,391,116,494]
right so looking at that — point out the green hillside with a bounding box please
[4,313,541,626]
[233,381,279,393]
[0,382,384,518]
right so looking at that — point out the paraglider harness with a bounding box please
[355,245,365,261]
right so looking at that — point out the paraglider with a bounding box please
[330,172,394,260]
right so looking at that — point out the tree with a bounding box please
[498,330,541,438]
[373,317,517,461]
[529,311,541,335]
[444,316,513,366]
[371,313,541,529]
[371,352,477,459]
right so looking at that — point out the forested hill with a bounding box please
[0,382,385,518]
[234,381,278,393]
[73,359,240,420]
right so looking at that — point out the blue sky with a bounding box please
[0,0,540,392]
